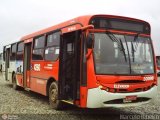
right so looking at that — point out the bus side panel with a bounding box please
[30,77,47,95]
[30,61,46,95]
[43,61,59,81]
[9,61,16,82]
[16,74,23,86]
[16,61,23,87]
[30,61,59,96]
[8,62,12,82]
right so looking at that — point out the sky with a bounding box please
[0,0,160,55]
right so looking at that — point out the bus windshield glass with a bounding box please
[93,32,154,75]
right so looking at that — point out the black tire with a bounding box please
[49,82,63,110]
[12,74,19,90]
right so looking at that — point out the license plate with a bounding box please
[123,95,137,103]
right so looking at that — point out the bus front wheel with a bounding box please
[49,82,63,110]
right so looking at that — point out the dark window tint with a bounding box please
[18,42,24,52]
[3,47,6,61]
[10,43,17,61]
[12,44,17,52]
[67,43,74,53]
[16,51,23,60]
[45,47,59,61]
[47,32,60,47]
[32,49,44,60]
[34,36,45,49]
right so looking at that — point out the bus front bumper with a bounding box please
[86,86,157,108]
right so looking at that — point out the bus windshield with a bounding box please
[93,32,154,75]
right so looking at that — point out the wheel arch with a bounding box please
[46,77,57,96]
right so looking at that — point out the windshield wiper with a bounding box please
[120,38,127,62]
[131,33,141,62]
[131,41,135,62]
[133,33,141,52]
[106,31,127,62]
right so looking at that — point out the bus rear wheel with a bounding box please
[49,82,63,110]
[12,74,18,90]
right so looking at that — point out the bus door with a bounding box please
[58,30,81,102]
[5,48,10,81]
[23,42,32,88]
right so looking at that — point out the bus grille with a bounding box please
[103,97,151,104]
[115,80,144,84]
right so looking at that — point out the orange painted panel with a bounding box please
[16,74,23,87]
[30,77,47,96]
[26,71,30,88]
[80,86,88,108]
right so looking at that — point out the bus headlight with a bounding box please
[106,87,110,92]
[98,85,103,89]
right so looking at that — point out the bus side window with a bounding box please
[10,43,17,61]
[45,32,60,61]
[16,42,24,61]
[32,36,45,60]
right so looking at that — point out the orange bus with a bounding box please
[3,14,157,109]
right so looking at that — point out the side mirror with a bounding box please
[87,34,94,48]
[86,33,95,59]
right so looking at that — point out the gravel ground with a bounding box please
[0,72,160,120]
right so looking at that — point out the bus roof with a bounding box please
[20,14,150,41]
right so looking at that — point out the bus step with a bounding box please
[25,88,30,91]
[61,100,74,105]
